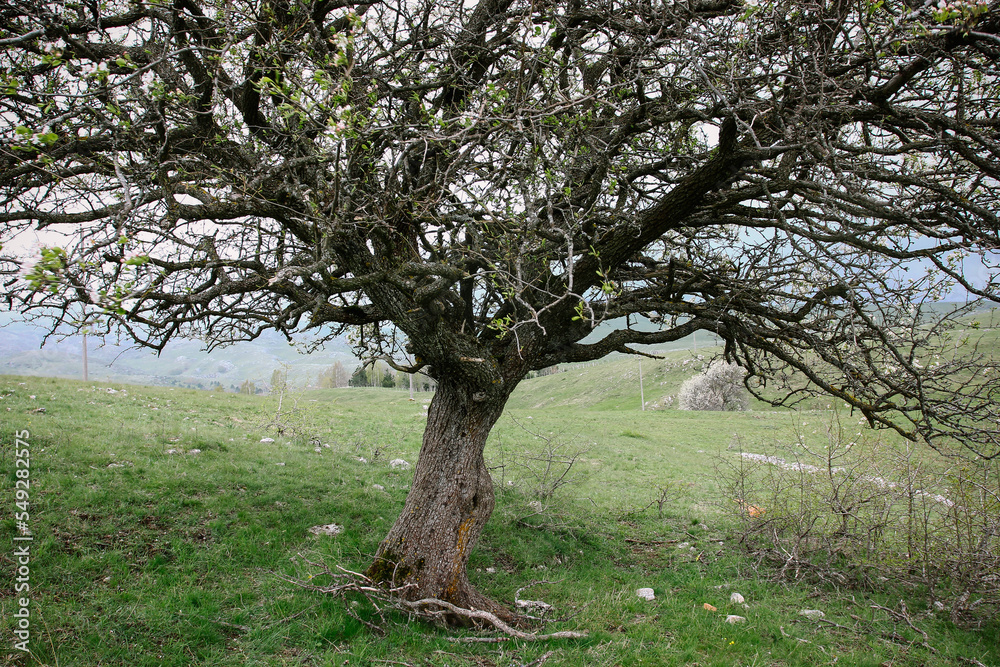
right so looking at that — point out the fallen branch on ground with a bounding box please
[279,554,588,641]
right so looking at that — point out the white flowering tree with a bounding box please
[2,0,1000,621]
[679,360,748,411]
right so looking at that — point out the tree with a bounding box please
[317,360,350,388]
[270,367,288,393]
[678,360,748,411]
[348,365,369,388]
[3,0,999,620]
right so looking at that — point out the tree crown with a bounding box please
[2,0,999,454]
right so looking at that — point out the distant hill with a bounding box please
[0,311,357,390]
[2,302,994,393]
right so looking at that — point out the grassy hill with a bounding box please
[2,357,997,665]
[0,311,357,390]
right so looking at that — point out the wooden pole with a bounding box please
[639,359,645,411]
[82,331,89,382]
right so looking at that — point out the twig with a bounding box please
[176,611,251,633]
[817,618,854,632]
[523,651,555,667]
[403,597,587,641]
[870,603,937,653]
[958,658,989,667]
[624,538,676,545]
[779,625,812,644]
[282,557,587,641]
[260,603,320,629]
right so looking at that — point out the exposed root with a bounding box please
[281,554,587,642]
[400,597,587,641]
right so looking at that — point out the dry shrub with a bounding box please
[716,415,1000,627]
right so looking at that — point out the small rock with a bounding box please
[730,592,745,604]
[275,462,285,466]
[187,449,201,455]
[166,449,181,455]
[372,484,385,492]
[314,447,322,453]
[308,523,343,536]
[703,603,718,612]
[516,599,554,614]
[260,437,275,443]
[677,542,691,549]
[636,588,655,601]
[798,609,825,620]
[725,615,746,624]
[485,567,496,574]
[389,458,411,469]
[357,457,368,463]
[933,601,946,611]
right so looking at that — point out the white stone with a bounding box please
[516,599,554,614]
[730,592,745,604]
[636,588,655,601]
[372,484,385,491]
[798,609,825,620]
[308,523,343,536]
[260,437,275,443]
[389,458,411,469]
[187,449,201,454]
[725,615,746,624]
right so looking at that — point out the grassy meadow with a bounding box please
[1,344,998,666]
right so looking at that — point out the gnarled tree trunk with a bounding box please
[365,377,514,620]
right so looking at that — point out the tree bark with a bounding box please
[365,377,514,621]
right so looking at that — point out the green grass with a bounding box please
[1,371,996,666]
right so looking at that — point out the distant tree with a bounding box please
[395,371,411,391]
[3,0,999,620]
[678,360,749,411]
[239,379,256,396]
[270,368,288,393]
[333,361,350,388]
[318,360,351,388]
[348,367,369,388]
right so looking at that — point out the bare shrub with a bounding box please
[489,416,591,502]
[678,360,749,411]
[716,416,1000,626]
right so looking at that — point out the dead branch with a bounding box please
[281,555,588,641]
